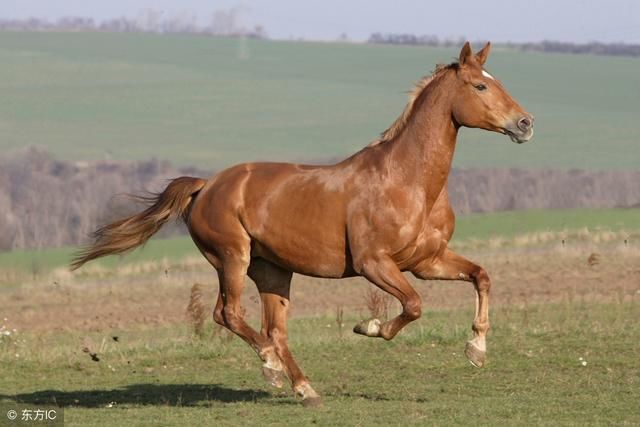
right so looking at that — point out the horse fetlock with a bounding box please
[472,319,490,334]
[262,347,283,365]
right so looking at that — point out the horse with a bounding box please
[71,42,534,407]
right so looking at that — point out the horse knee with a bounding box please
[472,268,491,293]
[403,297,422,320]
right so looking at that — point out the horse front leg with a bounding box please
[353,255,422,340]
[413,248,491,367]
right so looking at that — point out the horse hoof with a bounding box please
[295,382,321,407]
[302,396,323,408]
[353,318,381,337]
[465,341,486,368]
[261,366,285,388]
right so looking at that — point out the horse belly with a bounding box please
[251,231,351,278]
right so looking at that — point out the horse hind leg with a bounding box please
[248,258,322,407]
[204,249,281,383]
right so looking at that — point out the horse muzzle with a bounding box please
[504,115,534,144]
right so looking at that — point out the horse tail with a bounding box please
[70,176,206,270]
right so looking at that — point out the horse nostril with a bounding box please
[518,116,532,132]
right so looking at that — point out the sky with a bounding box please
[3,0,640,43]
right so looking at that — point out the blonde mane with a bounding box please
[372,63,457,146]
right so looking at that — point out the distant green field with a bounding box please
[0,32,639,170]
[453,207,640,241]
[0,208,637,273]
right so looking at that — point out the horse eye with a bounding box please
[474,84,487,91]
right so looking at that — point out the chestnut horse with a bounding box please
[72,42,534,406]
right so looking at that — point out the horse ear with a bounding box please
[475,42,491,65]
[459,42,473,66]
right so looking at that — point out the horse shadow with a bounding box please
[0,383,282,408]
[1,384,428,408]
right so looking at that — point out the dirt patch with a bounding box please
[1,246,638,334]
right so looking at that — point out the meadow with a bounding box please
[0,32,639,171]
[1,302,639,426]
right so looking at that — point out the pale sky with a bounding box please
[3,0,640,43]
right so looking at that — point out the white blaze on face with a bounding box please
[482,70,494,80]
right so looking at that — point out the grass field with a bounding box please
[0,207,638,275]
[0,32,639,170]
[1,302,638,425]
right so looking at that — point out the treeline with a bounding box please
[368,33,466,47]
[0,147,205,251]
[449,168,640,213]
[368,33,640,58]
[0,9,267,38]
[1,147,639,251]
[517,40,640,57]
[3,17,638,58]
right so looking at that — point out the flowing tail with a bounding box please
[70,176,206,270]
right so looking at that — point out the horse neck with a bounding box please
[386,73,459,206]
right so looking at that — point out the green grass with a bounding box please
[1,302,638,425]
[0,207,637,274]
[453,207,640,240]
[0,236,199,274]
[0,32,639,170]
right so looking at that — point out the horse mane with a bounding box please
[371,62,458,146]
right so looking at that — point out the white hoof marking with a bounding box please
[366,319,381,336]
